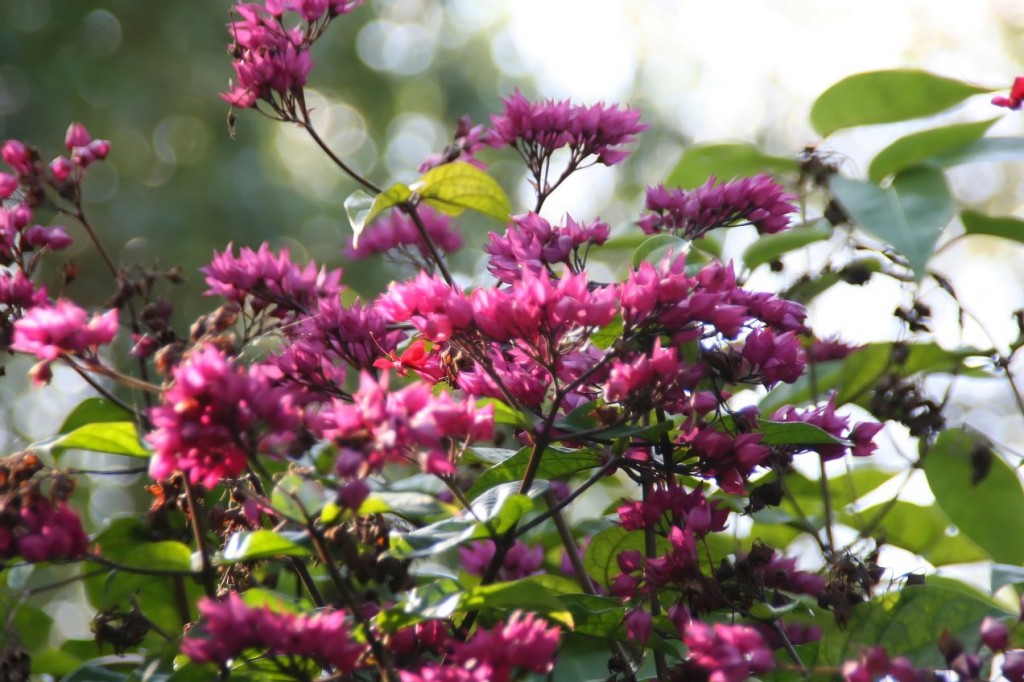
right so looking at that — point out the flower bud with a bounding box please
[64,122,92,150]
[980,616,1010,651]
[49,156,74,182]
[0,173,16,199]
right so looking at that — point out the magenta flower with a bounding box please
[6,498,89,563]
[345,206,463,261]
[147,346,301,488]
[639,174,796,239]
[419,115,491,172]
[1,140,34,175]
[0,270,47,309]
[459,540,544,581]
[64,122,92,149]
[11,300,118,382]
[377,272,474,342]
[683,621,775,682]
[616,485,728,537]
[318,371,493,478]
[0,173,16,200]
[490,90,646,167]
[993,76,1024,110]
[181,593,365,672]
[202,243,343,317]
[485,212,609,283]
[23,225,73,251]
[772,394,883,461]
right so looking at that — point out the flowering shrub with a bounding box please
[4,4,1024,681]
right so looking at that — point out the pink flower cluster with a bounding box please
[616,485,728,536]
[459,539,544,581]
[400,611,560,682]
[772,393,883,461]
[0,497,89,563]
[346,206,463,261]
[485,212,610,283]
[841,646,917,682]
[318,371,493,477]
[683,621,775,682]
[181,593,364,672]
[147,346,300,488]
[638,174,796,239]
[202,242,343,317]
[222,1,363,109]
[11,300,119,384]
[490,90,647,167]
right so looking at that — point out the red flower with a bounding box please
[993,76,1024,110]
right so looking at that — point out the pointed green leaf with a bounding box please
[34,421,150,460]
[630,233,689,268]
[924,429,1024,565]
[344,184,412,248]
[830,166,953,280]
[844,500,988,565]
[665,142,798,189]
[931,137,1024,167]
[415,161,511,222]
[810,70,990,136]
[756,419,848,447]
[220,529,311,564]
[961,209,1024,244]
[118,541,193,573]
[466,446,602,498]
[868,118,998,182]
[741,220,833,271]
[59,398,134,434]
[815,585,1005,668]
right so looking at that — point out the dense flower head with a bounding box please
[605,341,706,413]
[223,3,312,107]
[485,212,609,283]
[616,485,728,537]
[202,243,343,318]
[11,300,118,382]
[0,496,89,563]
[681,427,771,494]
[459,540,544,581]
[147,346,301,488]
[455,347,551,408]
[377,272,473,342]
[287,297,403,374]
[470,270,618,350]
[772,394,883,461]
[318,371,493,477]
[489,90,647,166]
[683,621,775,682]
[638,174,796,239]
[181,593,365,672]
[346,206,463,261]
[0,270,47,309]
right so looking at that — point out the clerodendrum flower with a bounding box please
[147,346,300,488]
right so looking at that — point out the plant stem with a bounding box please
[181,475,218,599]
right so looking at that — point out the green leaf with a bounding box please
[756,419,848,447]
[924,429,1024,565]
[810,70,990,136]
[118,541,193,573]
[416,161,511,222]
[33,421,150,460]
[391,482,538,559]
[741,220,833,271]
[344,184,412,248]
[630,233,689,269]
[845,500,988,565]
[220,529,311,563]
[271,473,328,520]
[931,137,1024,168]
[584,526,667,588]
[558,594,629,639]
[830,166,954,280]
[58,398,134,434]
[590,314,623,350]
[62,661,131,682]
[11,604,52,652]
[476,398,539,430]
[665,142,799,189]
[868,118,998,182]
[961,209,1024,244]
[466,446,602,498]
[359,491,445,517]
[815,585,1005,668]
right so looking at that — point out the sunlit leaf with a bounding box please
[665,142,798,189]
[416,161,511,222]
[220,529,311,563]
[961,209,1024,244]
[32,421,150,460]
[59,398,134,434]
[466,446,602,498]
[630,233,689,268]
[742,220,833,271]
[924,429,1024,565]
[830,166,954,280]
[868,118,997,182]
[344,184,412,248]
[810,70,990,136]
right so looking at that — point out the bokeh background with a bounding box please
[5,0,1024,644]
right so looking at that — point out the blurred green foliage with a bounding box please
[0,1,517,318]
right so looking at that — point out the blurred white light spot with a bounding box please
[357,21,437,76]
